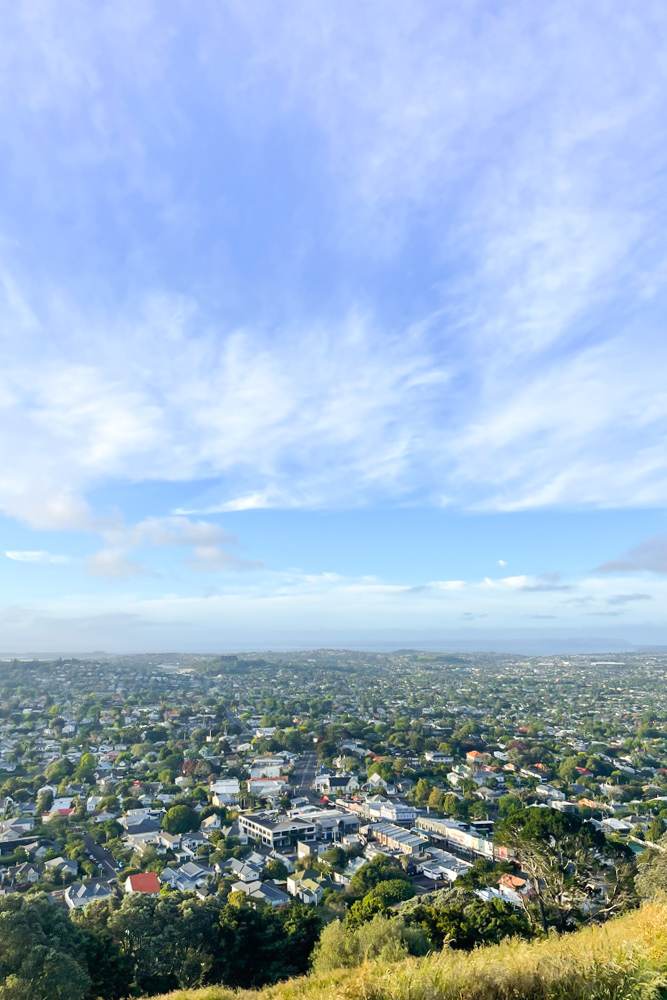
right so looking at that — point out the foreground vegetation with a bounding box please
[149,900,667,1000]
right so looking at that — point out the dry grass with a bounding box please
[149,899,667,1000]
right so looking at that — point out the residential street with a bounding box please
[291,751,319,801]
[84,834,117,881]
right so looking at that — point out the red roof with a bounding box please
[126,872,161,894]
[500,873,527,889]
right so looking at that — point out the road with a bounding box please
[291,751,319,801]
[84,834,118,880]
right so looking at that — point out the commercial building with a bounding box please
[415,815,494,859]
[239,811,316,850]
[370,821,428,855]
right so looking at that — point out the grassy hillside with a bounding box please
[149,900,667,1000]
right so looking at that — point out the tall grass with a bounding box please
[149,899,667,1000]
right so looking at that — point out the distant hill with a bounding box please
[148,899,667,1000]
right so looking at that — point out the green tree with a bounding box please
[414,778,432,804]
[347,878,416,925]
[646,817,666,843]
[44,758,73,784]
[74,752,96,783]
[0,895,91,1000]
[312,914,428,972]
[349,856,409,897]
[321,844,347,871]
[427,787,445,811]
[496,807,636,932]
[163,804,200,834]
[264,857,288,880]
[405,893,531,950]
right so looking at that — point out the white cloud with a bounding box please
[120,516,227,548]
[175,492,278,514]
[189,545,262,572]
[4,550,69,565]
[0,1,666,530]
[87,548,143,579]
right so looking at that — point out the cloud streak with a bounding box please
[598,536,667,575]
[4,550,69,565]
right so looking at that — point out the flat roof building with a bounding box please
[239,811,316,850]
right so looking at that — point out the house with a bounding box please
[46,796,75,819]
[270,849,295,873]
[231,879,290,908]
[364,773,395,794]
[224,857,264,882]
[24,842,48,861]
[1,862,41,887]
[210,778,240,806]
[601,817,632,835]
[0,817,34,837]
[158,831,182,852]
[498,873,530,905]
[181,830,206,855]
[250,762,283,779]
[201,813,222,832]
[476,886,510,904]
[121,816,161,842]
[535,784,566,802]
[160,861,213,893]
[65,880,114,910]
[312,773,359,796]
[124,872,161,894]
[248,777,289,800]
[334,854,367,886]
[286,869,326,905]
[120,809,162,831]
[44,856,79,879]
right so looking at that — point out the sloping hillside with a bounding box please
[150,900,667,1000]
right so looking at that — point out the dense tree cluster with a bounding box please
[0,893,321,1000]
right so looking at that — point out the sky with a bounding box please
[1,0,667,653]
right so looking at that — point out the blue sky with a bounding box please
[1,0,667,652]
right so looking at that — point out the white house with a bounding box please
[210,778,240,806]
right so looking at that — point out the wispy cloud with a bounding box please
[188,545,263,572]
[598,536,667,574]
[0,563,663,651]
[175,492,277,515]
[0,3,664,531]
[86,548,144,579]
[606,592,652,606]
[481,573,573,593]
[4,550,69,565]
